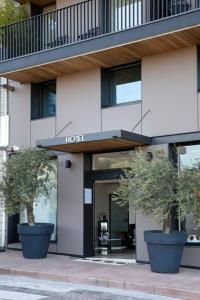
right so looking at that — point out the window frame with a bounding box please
[101,62,142,108]
[31,80,56,121]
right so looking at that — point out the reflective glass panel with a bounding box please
[20,159,57,241]
[93,151,134,170]
[110,64,141,105]
[178,145,200,243]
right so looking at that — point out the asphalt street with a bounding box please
[0,275,182,300]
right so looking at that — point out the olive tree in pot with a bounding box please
[113,150,200,273]
[0,148,56,259]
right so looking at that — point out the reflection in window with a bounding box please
[102,63,141,107]
[31,80,56,120]
[112,64,141,104]
[93,151,134,170]
[116,81,142,104]
[112,0,142,31]
[42,83,56,118]
[20,159,57,241]
[178,145,200,243]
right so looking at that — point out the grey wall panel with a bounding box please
[57,154,84,256]
[9,82,31,148]
[136,213,162,262]
[102,102,142,134]
[56,68,101,137]
[182,247,200,267]
[142,46,198,137]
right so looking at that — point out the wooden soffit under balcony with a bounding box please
[17,0,56,6]
[36,130,152,154]
[1,10,200,83]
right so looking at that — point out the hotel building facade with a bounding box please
[0,0,200,267]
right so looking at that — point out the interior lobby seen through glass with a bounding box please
[93,151,134,170]
[178,145,200,244]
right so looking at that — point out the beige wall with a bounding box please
[56,68,101,137]
[57,0,81,9]
[102,103,142,134]
[57,153,84,255]
[9,82,31,148]
[136,212,161,262]
[9,48,199,146]
[31,118,56,147]
[142,46,198,136]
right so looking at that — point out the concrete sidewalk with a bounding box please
[0,251,199,300]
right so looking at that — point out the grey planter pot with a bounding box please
[18,223,54,259]
[144,230,187,273]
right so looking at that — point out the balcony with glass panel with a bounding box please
[0,0,200,83]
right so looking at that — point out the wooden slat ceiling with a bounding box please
[45,138,145,153]
[2,25,200,83]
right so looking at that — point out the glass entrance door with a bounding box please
[94,180,136,259]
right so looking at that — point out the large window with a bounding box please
[178,145,200,244]
[20,159,57,241]
[31,80,56,120]
[101,63,141,108]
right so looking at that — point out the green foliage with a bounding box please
[113,150,200,234]
[0,0,27,27]
[177,166,200,226]
[0,148,56,225]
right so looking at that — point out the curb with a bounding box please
[0,267,199,300]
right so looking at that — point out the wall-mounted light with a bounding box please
[11,146,20,152]
[0,84,15,92]
[65,160,72,168]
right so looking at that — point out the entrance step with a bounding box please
[74,257,136,266]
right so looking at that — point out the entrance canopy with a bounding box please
[36,130,152,153]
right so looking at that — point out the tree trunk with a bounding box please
[163,216,171,234]
[26,202,35,226]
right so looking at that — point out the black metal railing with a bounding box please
[0,0,199,62]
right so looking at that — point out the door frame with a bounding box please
[83,167,124,257]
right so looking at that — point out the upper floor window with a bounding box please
[31,80,56,120]
[101,62,141,108]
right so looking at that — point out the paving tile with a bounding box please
[0,268,9,275]
[0,251,200,300]
[155,287,200,300]
[108,279,125,289]
[125,282,155,294]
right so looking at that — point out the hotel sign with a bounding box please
[65,134,84,144]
